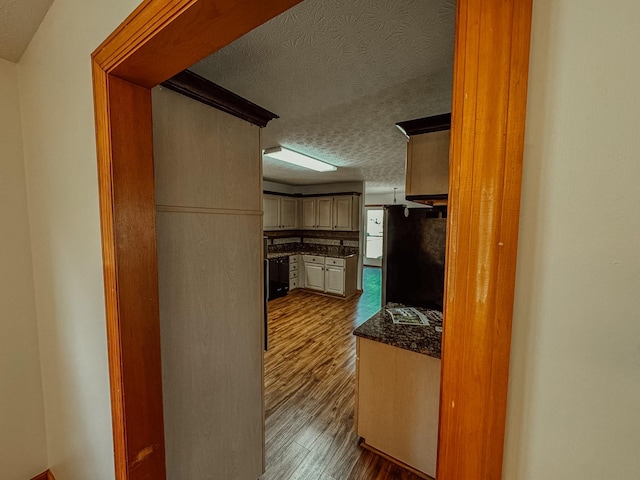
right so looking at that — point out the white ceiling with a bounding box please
[0,0,54,62]
[191,0,455,194]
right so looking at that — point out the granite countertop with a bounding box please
[353,303,443,359]
[267,251,357,260]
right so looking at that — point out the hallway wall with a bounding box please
[0,57,48,480]
[17,0,140,478]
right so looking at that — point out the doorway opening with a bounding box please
[91,0,533,478]
[364,207,384,268]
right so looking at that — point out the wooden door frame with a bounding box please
[91,1,533,479]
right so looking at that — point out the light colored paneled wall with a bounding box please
[17,0,144,478]
[153,86,264,479]
[505,1,640,478]
[0,58,48,480]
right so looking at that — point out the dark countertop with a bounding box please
[353,303,443,359]
[267,251,357,260]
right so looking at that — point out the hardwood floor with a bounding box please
[261,267,427,480]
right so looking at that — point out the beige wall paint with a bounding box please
[505,1,640,478]
[0,57,48,480]
[16,0,140,478]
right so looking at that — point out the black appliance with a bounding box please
[382,205,447,310]
[268,256,289,301]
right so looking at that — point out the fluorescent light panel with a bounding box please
[263,146,337,172]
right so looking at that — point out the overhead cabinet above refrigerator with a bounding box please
[396,113,451,205]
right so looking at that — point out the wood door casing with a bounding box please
[91,0,533,478]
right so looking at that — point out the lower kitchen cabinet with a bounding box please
[304,262,325,291]
[302,254,358,297]
[324,265,345,295]
[356,337,441,478]
[289,255,300,291]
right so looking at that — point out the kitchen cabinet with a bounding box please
[324,264,345,295]
[332,195,359,231]
[356,337,441,478]
[398,113,451,203]
[301,198,316,229]
[289,255,300,291]
[304,261,325,291]
[303,255,357,297]
[301,197,333,230]
[316,197,333,230]
[263,194,298,231]
[280,197,298,229]
[300,194,360,231]
[263,195,281,230]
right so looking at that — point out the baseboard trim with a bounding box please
[31,469,56,480]
[359,441,433,480]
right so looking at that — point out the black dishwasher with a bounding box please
[268,256,289,300]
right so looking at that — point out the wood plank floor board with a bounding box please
[261,268,427,480]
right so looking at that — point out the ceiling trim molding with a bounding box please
[161,70,279,128]
[396,112,451,137]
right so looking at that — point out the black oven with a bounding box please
[268,256,289,301]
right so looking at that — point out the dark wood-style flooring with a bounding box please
[260,267,425,480]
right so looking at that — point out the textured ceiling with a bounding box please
[0,0,54,62]
[191,0,455,194]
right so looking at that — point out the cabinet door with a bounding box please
[304,263,325,291]
[280,197,298,229]
[406,129,450,197]
[325,265,345,295]
[263,195,280,231]
[301,198,316,230]
[316,197,333,230]
[332,196,353,231]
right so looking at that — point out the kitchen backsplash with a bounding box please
[265,229,360,257]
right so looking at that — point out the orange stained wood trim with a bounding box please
[90,0,533,479]
[92,66,166,479]
[92,1,304,479]
[93,0,304,87]
[437,0,533,479]
[30,470,56,480]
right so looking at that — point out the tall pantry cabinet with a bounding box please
[152,87,263,479]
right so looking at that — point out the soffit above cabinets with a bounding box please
[0,0,54,62]
[190,0,455,194]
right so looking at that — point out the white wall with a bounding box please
[505,1,640,478]
[0,58,48,480]
[17,0,141,478]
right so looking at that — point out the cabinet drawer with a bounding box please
[289,255,298,264]
[325,257,345,267]
[303,255,325,265]
[290,278,298,289]
[289,270,298,280]
[290,262,299,272]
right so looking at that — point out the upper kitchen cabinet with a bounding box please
[263,194,299,231]
[280,197,298,229]
[333,195,360,231]
[263,194,281,230]
[300,194,360,231]
[301,197,316,229]
[316,197,333,230]
[397,113,451,204]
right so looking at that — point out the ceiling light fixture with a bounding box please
[263,146,337,172]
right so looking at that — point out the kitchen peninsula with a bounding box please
[354,304,442,479]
